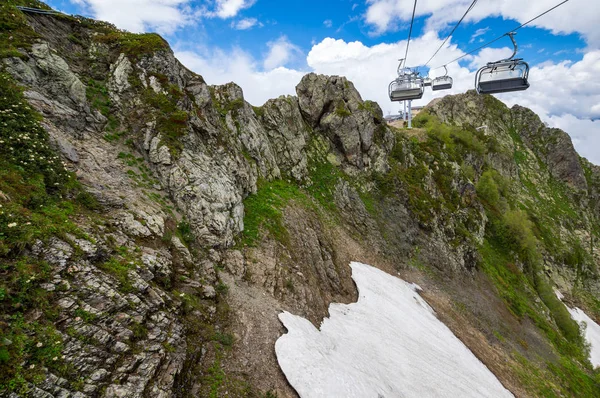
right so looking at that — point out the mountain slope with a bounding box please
[1,1,600,397]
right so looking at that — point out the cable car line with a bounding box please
[430,0,570,70]
[423,0,479,68]
[387,0,424,104]
[402,0,418,69]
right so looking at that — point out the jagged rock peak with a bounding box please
[296,73,392,171]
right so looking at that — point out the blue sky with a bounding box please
[43,0,600,163]
[47,0,587,70]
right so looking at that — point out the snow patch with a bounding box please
[568,307,600,367]
[275,261,513,397]
[555,289,600,368]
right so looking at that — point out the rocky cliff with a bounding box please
[1,1,600,397]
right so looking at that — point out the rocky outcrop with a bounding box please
[259,96,309,181]
[296,73,392,171]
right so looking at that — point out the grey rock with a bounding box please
[171,236,193,265]
[260,96,310,181]
[109,53,133,104]
[89,368,110,382]
[39,238,73,272]
[296,73,391,170]
[202,285,216,299]
[149,135,172,166]
[50,133,79,163]
[29,43,87,105]
[224,250,245,278]
[117,212,153,238]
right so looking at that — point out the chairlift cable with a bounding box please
[423,0,479,68]
[431,0,570,70]
[402,0,418,69]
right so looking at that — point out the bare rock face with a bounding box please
[108,53,133,105]
[296,73,392,170]
[213,82,281,180]
[259,96,310,181]
[29,42,87,106]
[4,46,102,137]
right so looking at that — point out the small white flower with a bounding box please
[52,356,58,361]
[75,316,81,322]
[29,364,35,369]
[7,223,16,228]
[36,342,43,348]
[179,293,185,297]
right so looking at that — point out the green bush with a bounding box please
[476,171,500,205]
[502,209,539,265]
[412,111,433,128]
[86,79,111,117]
[75,191,100,211]
[142,89,189,157]
[535,273,583,345]
[176,221,195,247]
[0,1,41,59]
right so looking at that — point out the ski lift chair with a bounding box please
[432,65,453,91]
[389,77,424,101]
[389,61,424,101]
[475,32,530,95]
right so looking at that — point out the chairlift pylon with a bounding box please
[432,65,453,91]
[475,32,530,95]
[389,59,424,102]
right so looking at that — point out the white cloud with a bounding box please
[71,0,192,34]
[231,17,259,30]
[324,19,333,28]
[211,0,255,19]
[69,0,259,33]
[364,0,600,48]
[263,36,302,70]
[469,27,489,44]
